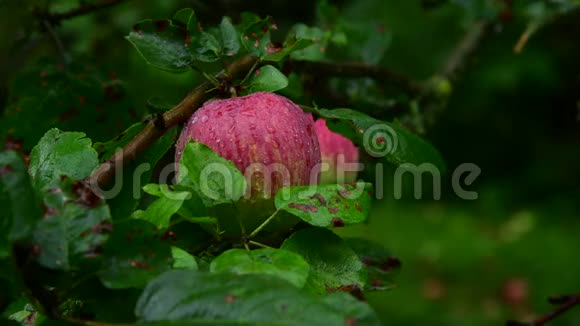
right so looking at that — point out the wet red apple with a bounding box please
[313,118,359,184]
[175,92,321,236]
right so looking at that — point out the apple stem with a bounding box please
[248,209,280,239]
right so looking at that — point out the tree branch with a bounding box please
[290,60,424,96]
[87,55,258,190]
[439,20,490,80]
[406,20,491,133]
[41,20,70,64]
[35,0,127,24]
[507,294,580,326]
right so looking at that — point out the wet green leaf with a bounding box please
[281,228,367,295]
[210,248,309,287]
[135,270,380,325]
[245,65,288,93]
[275,182,372,227]
[29,129,98,191]
[127,19,193,72]
[178,142,246,207]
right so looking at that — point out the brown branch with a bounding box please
[290,60,424,96]
[405,19,491,134]
[507,294,580,326]
[87,55,258,190]
[439,20,491,80]
[34,0,127,24]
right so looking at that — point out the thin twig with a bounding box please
[87,55,258,190]
[507,294,580,326]
[249,209,280,239]
[290,60,424,96]
[248,240,274,249]
[41,20,70,64]
[439,20,490,80]
[412,20,491,133]
[35,0,128,24]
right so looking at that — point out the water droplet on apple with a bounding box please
[270,140,280,149]
[240,107,254,117]
[228,125,235,134]
[201,115,209,123]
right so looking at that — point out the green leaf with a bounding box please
[288,24,328,61]
[345,238,400,291]
[171,246,198,270]
[316,108,446,172]
[29,129,99,191]
[220,17,241,56]
[264,38,314,62]
[136,185,192,229]
[191,31,221,63]
[321,293,381,325]
[146,184,218,226]
[127,19,193,72]
[173,8,197,33]
[275,182,372,227]
[135,270,380,325]
[178,142,246,207]
[210,248,309,287]
[98,220,171,289]
[239,13,274,58]
[281,228,367,295]
[0,151,42,243]
[33,177,112,270]
[244,65,289,94]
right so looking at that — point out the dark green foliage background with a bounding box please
[1,0,580,325]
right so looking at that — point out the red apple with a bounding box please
[175,92,321,236]
[313,118,359,184]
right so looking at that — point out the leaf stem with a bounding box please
[239,59,261,86]
[248,240,274,249]
[249,209,279,239]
